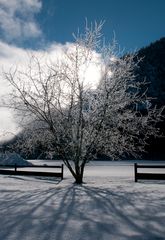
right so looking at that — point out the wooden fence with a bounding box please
[0,164,64,180]
[134,163,165,182]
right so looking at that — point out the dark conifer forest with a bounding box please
[134,38,165,159]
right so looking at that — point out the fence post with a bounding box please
[134,163,137,182]
[14,163,17,172]
[61,164,64,180]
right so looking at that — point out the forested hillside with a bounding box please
[135,37,165,159]
[136,37,165,107]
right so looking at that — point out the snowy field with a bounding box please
[0,160,165,240]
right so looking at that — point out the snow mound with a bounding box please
[0,153,32,166]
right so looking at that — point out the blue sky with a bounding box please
[0,0,165,51]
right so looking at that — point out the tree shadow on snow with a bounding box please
[7,175,62,184]
[0,183,165,240]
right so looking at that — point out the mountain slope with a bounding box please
[135,37,165,159]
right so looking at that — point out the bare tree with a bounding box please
[3,22,163,183]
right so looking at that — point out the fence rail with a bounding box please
[0,164,64,180]
[134,163,165,182]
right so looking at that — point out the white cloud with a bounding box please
[0,108,19,142]
[0,0,42,41]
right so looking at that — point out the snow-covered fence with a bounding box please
[134,163,165,182]
[0,164,64,180]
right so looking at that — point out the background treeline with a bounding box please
[134,37,165,160]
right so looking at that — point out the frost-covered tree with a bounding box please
[3,22,163,183]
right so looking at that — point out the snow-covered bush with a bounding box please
[0,152,32,166]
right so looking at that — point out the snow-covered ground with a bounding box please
[0,160,165,240]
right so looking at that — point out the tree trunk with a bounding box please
[74,174,83,184]
[63,158,85,184]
